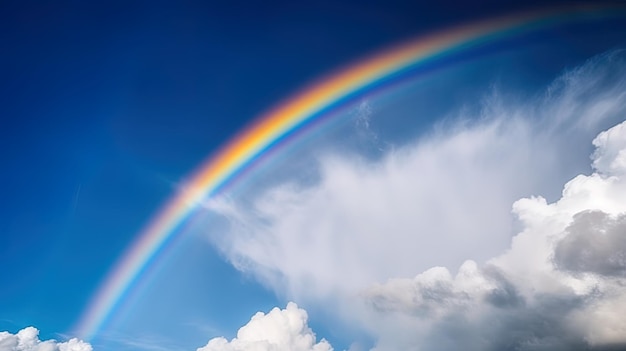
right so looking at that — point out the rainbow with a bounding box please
[75,4,624,340]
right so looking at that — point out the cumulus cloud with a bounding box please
[196,302,332,351]
[0,327,92,351]
[361,120,626,351]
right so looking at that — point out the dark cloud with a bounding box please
[365,269,594,351]
[485,294,589,351]
[482,265,524,309]
[369,280,623,351]
[554,211,626,277]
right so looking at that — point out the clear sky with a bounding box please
[2,1,626,351]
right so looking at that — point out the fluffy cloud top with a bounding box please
[197,303,332,351]
[0,327,92,351]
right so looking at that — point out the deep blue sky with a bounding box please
[1,0,626,350]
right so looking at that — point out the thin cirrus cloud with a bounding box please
[202,50,626,350]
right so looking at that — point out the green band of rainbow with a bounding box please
[74,4,624,340]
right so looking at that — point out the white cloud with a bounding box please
[354,100,373,131]
[196,302,332,351]
[361,119,626,351]
[0,327,92,351]
[592,120,626,175]
[202,51,626,350]
[206,51,626,303]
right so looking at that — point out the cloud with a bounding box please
[361,120,626,351]
[200,50,626,350]
[353,100,373,132]
[554,211,626,277]
[196,302,333,351]
[592,120,626,175]
[0,327,92,351]
[206,50,626,304]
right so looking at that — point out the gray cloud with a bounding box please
[362,263,593,351]
[481,265,524,309]
[554,211,626,277]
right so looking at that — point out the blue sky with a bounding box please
[2,1,626,351]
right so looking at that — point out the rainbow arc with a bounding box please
[74,5,625,340]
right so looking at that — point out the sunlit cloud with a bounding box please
[196,303,333,351]
[0,327,92,351]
